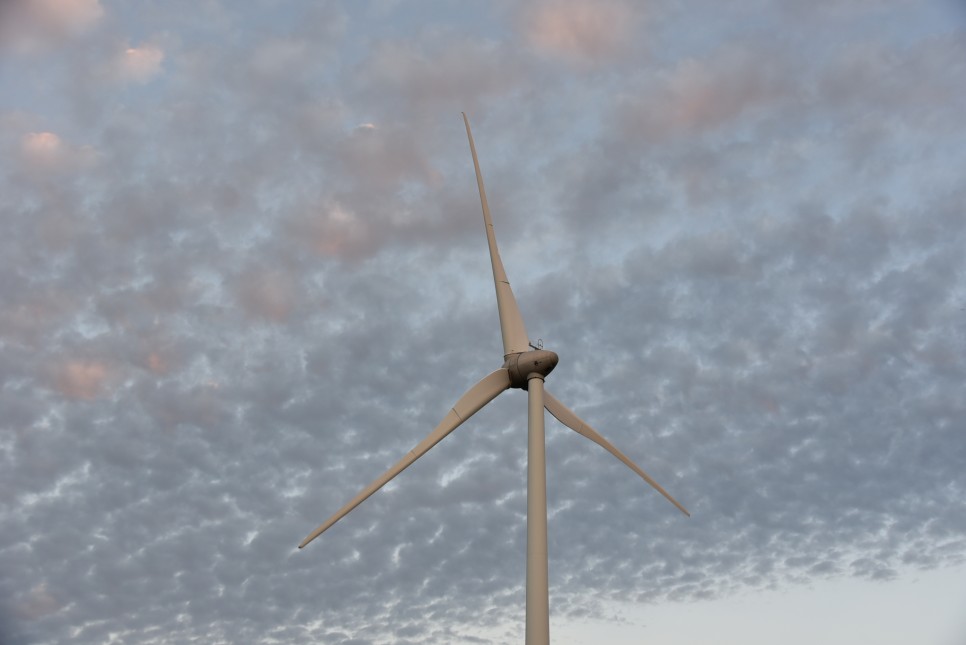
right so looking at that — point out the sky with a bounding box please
[1,0,965,643]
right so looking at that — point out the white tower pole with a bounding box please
[526,374,550,645]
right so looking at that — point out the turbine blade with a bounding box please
[543,390,690,517]
[462,112,530,357]
[299,368,512,548]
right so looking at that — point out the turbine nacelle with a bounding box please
[504,349,558,389]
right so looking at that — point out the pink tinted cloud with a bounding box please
[147,351,167,374]
[522,0,639,67]
[356,36,524,111]
[27,0,103,33]
[19,131,96,174]
[236,269,298,323]
[21,131,63,161]
[54,360,111,401]
[115,44,164,83]
[1,0,103,51]
[16,583,63,620]
[337,123,436,188]
[618,48,789,138]
[295,202,370,259]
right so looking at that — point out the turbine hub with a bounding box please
[504,349,558,389]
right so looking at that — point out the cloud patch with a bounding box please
[18,131,96,175]
[115,44,164,83]
[521,0,640,67]
[51,359,111,401]
[0,0,104,51]
[617,46,790,138]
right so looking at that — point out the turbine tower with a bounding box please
[299,113,690,645]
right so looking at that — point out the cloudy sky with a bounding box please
[2,0,966,643]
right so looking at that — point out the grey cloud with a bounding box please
[2,1,965,644]
[616,45,794,140]
[353,31,530,120]
[0,0,104,52]
[515,0,646,69]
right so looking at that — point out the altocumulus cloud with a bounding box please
[1,1,964,644]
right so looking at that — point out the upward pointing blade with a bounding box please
[299,368,512,549]
[544,390,690,517]
[462,113,530,357]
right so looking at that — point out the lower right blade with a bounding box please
[544,390,690,517]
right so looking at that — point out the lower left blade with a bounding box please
[298,367,511,548]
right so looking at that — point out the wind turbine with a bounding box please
[299,113,690,645]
